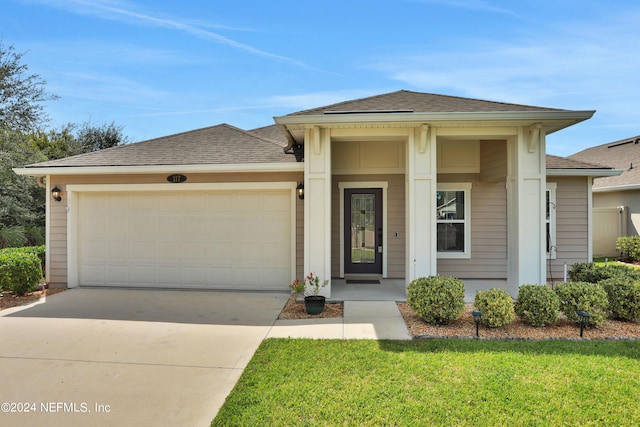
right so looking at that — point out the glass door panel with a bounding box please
[350,194,375,264]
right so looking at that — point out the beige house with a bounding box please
[570,135,640,257]
[15,90,619,297]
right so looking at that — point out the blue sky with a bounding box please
[2,0,639,156]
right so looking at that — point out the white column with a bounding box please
[507,125,546,294]
[304,126,332,297]
[406,125,437,284]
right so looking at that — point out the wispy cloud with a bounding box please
[50,71,172,106]
[408,0,519,17]
[370,21,640,108]
[26,0,314,69]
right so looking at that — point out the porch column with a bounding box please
[406,125,438,283]
[506,125,547,294]
[304,126,332,297]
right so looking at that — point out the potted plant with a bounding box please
[290,272,329,315]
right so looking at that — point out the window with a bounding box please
[546,182,557,259]
[436,183,471,258]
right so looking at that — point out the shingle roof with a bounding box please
[546,154,608,170]
[26,123,296,168]
[569,135,640,188]
[288,90,564,116]
[248,124,288,147]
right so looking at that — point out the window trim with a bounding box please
[436,183,472,259]
[547,182,557,260]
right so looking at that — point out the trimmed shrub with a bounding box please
[0,248,43,295]
[407,276,465,325]
[568,262,638,284]
[616,236,640,263]
[0,245,46,274]
[515,285,560,327]
[474,288,515,328]
[555,282,609,327]
[600,276,640,322]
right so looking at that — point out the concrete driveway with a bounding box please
[0,288,288,427]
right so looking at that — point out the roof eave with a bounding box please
[13,162,304,176]
[275,110,595,128]
[546,168,622,177]
[593,183,640,192]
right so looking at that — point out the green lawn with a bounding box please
[212,339,640,426]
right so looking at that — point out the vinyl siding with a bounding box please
[437,180,508,279]
[480,140,507,183]
[436,140,509,279]
[547,176,590,281]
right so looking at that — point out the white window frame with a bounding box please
[436,183,472,259]
[547,182,557,260]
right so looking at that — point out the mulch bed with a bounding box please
[0,286,65,311]
[277,296,640,340]
[397,303,640,340]
[278,295,344,319]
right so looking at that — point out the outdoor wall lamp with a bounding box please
[297,182,304,200]
[51,186,62,202]
[471,311,483,337]
[576,311,591,337]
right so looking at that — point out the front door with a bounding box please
[344,188,383,275]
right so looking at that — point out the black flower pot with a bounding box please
[304,295,326,315]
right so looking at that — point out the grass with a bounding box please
[212,339,640,426]
[592,256,640,269]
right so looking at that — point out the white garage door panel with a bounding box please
[77,190,292,290]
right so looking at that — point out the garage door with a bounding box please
[77,190,293,290]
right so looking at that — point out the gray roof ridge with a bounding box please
[287,90,407,116]
[24,123,233,167]
[246,124,282,148]
[287,89,565,116]
[398,89,566,112]
[237,124,289,149]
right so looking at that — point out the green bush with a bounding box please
[555,282,609,327]
[569,262,638,283]
[600,277,640,322]
[0,247,43,295]
[407,276,465,325]
[474,288,515,328]
[515,285,560,327]
[616,236,640,263]
[0,245,45,273]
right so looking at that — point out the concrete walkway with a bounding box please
[267,300,411,340]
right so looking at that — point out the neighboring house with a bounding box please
[14,90,619,298]
[570,135,640,257]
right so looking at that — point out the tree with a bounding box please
[28,124,83,160]
[76,121,130,152]
[0,127,46,230]
[0,41,130,247]
[0,41,58,132]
